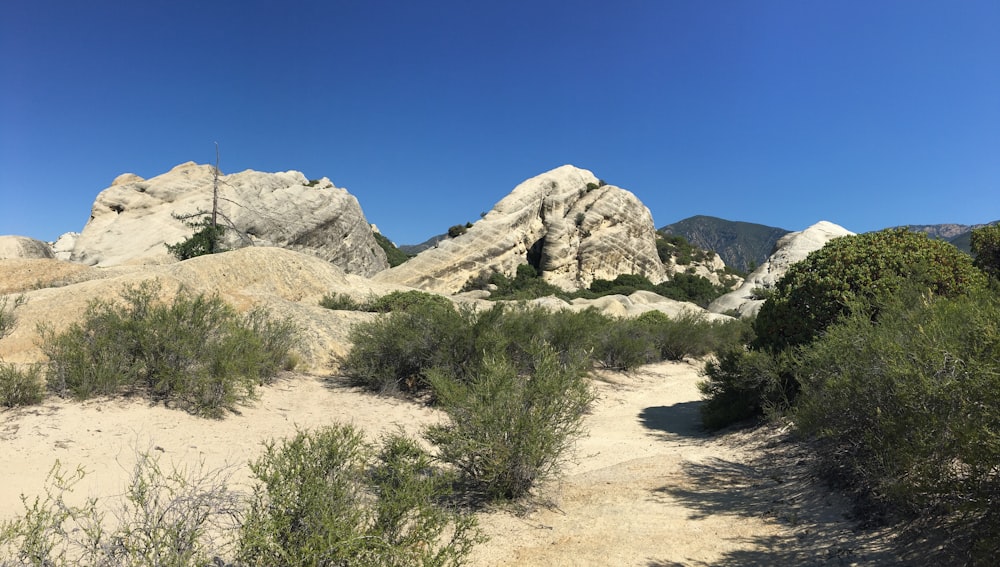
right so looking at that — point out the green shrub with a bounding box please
[698,346,797,430]
[794,287,1000,560]
[0,363,45,407]
[480,264,567,301]
[447,224,468,238]
[319,292,363,310]
[653,273,727,308]
[971,223,1000,279]
[237,425,480,566]
[373,232,411,267]
[340,301,468,393]
[754,228,985,352]
[0,451,240,566]
[425,343,594,501]
[41,281,297,418]
[366,290,455,313]
[165,216,226,260]
[0,294,25,341]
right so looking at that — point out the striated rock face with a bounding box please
[0,236,55,260]
[374,165,665,294]
[70,162,389,275]
[708,221,854,317]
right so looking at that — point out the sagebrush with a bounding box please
[41,281,297,417]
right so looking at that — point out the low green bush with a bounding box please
[41,281,298,418]
[425,343,594,501]
[366,290,455,313]
[698,346,797,430]
[237,425,481,566]
[319,292,362,310]
[320,290,453,314]
[340,301,468,393]
[0,363,45,408]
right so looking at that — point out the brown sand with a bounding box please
[0,361,897,565]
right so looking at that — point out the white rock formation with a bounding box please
[69,162,389,275]
[0,236,55,260]
[51,232,79,261]
[708,221,854,317]
[374,165,666,294]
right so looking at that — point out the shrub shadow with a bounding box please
[639,402,707,439]
[648,451,912,566]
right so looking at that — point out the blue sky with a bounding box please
[2,1,998,245]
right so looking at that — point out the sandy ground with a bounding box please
[0,361,900,566]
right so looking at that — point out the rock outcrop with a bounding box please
[708,221,854,317]
[0,236,55,260]
[374,165,666,294]
[51,232,79,261]
[69,162,389,275]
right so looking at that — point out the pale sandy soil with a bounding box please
[0,360,900,566]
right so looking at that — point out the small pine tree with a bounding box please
[165,216,226,260]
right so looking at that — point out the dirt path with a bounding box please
[0,361,898,565]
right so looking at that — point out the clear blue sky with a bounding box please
[2,1,998,245]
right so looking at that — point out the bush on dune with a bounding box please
[41,281,298,418]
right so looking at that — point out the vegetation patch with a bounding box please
[41,281,298,418]
[373,232,411,267]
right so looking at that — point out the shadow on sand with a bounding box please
[639,402,707,439]
[645,454,913,566]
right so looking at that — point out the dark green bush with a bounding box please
[698,346,797,430]
[237,425,480,566]
[754,228,985,352]
[971,223,1000,280]
[165,216,226,261]
[425,343,594,501]
[477,264,567,301]
[366,290,455,313]
[373,232,411,267]
[0,363,45,408]
[447,224,468,238]
[41,281,297,418]
[340,301,468,393]
[319,292,362,311]
[795,288,1000,561]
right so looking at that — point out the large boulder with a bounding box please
[0,236,54,260]
[374,165,666,294]
[69,162,389,276]
[708,221,854,317]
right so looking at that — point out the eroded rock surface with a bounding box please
[375,165,666,293]
[70,162,388,275]
[0,236,55,260]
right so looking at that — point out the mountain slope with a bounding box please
[659,215,790,272]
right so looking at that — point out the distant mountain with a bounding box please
[658,215,790,273]
[901,221,999,254]
[398,234,447,256]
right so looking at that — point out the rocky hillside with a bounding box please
[659,215,790,273]
[708,221,854,317]
[374,166,666,294]
[66,162,389,276]
[902,221,1000,253]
